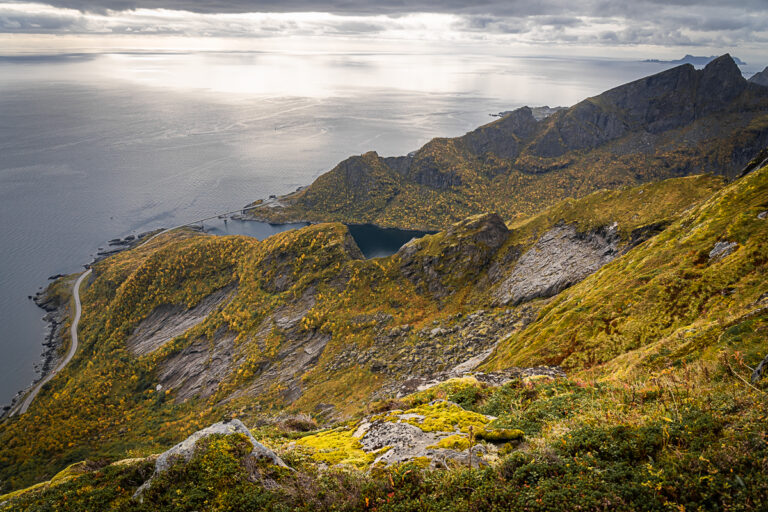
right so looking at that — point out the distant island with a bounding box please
[644,54,746,66]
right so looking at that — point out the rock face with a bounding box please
[157,329,236,402]
[329,307,538,398]
[126,284,235,356]
[135,419,288,497]
[221,287,334,408]
[752,353,768,383]
[462,106,538,159]
[749,66,768,87]
[397,213,509,297]
[494,223,620,305]
[709,240,738,261]
[529,55,753,157]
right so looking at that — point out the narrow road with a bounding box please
[8,202,262,417]
[11,269,92,416]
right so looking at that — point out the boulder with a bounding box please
[134,419,288,498]
[709,240,738,261]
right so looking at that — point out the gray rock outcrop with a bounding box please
[157,329,236,402]
[352,406,493,468]
[127,284,235,356]
[494,223,620,305]
[709,240,738,261]
[134,419,288,498]
[752,353,768,383]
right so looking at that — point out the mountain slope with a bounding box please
[0,172,730,492]
[750,66,768,87]
[247,55,768,230]
[485,162,768,376]
[1,163,766,509]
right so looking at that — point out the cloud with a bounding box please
[29,0,768,17]
[0,0,766,51]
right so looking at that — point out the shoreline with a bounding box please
[0,206,425,419]
[0,230,154,420]
[1,280,71,420]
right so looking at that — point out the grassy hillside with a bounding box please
[486,164,768,375]
[0,168,763,502]
[3,361,766,511]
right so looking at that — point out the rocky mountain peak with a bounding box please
[696,53,747,115]
[701,53,741,79]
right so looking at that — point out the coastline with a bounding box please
[0,204,420,420]
[0,231,154,420]
[1,278,73,420]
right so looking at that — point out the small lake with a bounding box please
[202,218,432,258]
[346,224,434,259]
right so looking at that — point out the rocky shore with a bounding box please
[1,229,161,420]
[1,279,72,420]
[92,230,157,264]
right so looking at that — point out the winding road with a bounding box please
[10,269,92,417]
[7,202,263,417]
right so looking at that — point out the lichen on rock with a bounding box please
[134,419,288,498]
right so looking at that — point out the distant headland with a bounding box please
[644,54,746,66]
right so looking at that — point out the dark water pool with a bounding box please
[202,218,432,258]
[345,224,434,258]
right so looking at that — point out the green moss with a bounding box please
[429,434,470,451]
[378,401,491,433]
[476,428,524,443]
[0,461,90,502]
[403,377,483,407]
[293,427,375,467]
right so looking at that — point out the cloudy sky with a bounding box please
[1,0,767,59]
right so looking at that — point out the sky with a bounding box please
[0,0,767,62]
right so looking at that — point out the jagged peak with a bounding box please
[700,53,743,82]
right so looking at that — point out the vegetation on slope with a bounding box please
[1,164,764,507]
[3,363,766,511]
[486,164,768,374]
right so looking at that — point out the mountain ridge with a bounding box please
[1,56,768,511]
[0,170,736,491]
[246,54,768,230]
[750,65,768,87]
